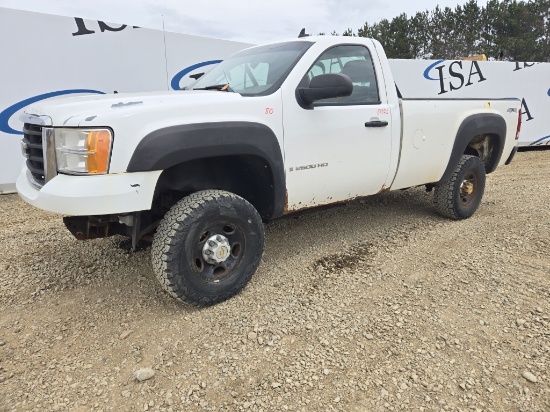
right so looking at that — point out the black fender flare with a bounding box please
[126,121,286,218]
[439,113,507,184]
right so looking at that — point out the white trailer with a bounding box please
[1,7,548,193]
[388,58,550,148]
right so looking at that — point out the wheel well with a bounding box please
[152,155,276,219]
[464,133,501,174]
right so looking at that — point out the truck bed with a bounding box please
[391,98,520,190]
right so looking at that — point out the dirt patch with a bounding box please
[313,242,375,274]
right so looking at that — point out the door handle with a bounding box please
[365,120,388,127]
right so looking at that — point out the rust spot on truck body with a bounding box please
[283,189,289,214]
[378,185,391,194]
[63,215,125,240]
[283,183,394,216]
[283,192,389,216]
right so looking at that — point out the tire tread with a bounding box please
[434,155,486,220]
[151,190,264,306]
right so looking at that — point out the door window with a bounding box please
[303,45,380,105]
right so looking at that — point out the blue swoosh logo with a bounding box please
[170,60,222,90]
[0,89,104,135]
[529,135,550,146]
[423,59,446,80]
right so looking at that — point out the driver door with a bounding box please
[282,44,394,211]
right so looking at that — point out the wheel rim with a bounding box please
[192,222,245,283]
[459,172,478,207]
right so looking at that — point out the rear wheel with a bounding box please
[434,155,486,220]
[152,190,264,306]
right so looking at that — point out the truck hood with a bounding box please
[23,90,243,127]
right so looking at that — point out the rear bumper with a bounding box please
[16,166,162,216]
[505,146,518,165]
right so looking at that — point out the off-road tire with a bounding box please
[434,155,486,220]
[152,190,265,306]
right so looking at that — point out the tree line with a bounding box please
[326,0,550,61]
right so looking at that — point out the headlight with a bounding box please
[52,128,113,174]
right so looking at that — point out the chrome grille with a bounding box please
[22,123,45,186]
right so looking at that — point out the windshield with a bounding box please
[192,41,313,96]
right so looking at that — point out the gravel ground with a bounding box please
[0,150,549,412]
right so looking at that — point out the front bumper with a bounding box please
[16,167,162,216]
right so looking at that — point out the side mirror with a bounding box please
[297,73,353,106]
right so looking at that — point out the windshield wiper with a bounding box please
[193,84,234,92]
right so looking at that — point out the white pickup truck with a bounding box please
[17,35,521,306]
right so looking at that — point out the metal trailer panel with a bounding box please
[389,58,550,147]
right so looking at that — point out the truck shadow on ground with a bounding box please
[263,187,437,261]
[3,187,439,310]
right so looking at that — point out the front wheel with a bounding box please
[152,190,265,306]
[434,155,486,220]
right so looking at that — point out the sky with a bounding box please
[0,0,490,44]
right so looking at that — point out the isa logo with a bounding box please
[423,60,486,95]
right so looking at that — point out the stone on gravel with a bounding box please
[522,371,537,383]
[119,330,133,340]
[135,368,155,382]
